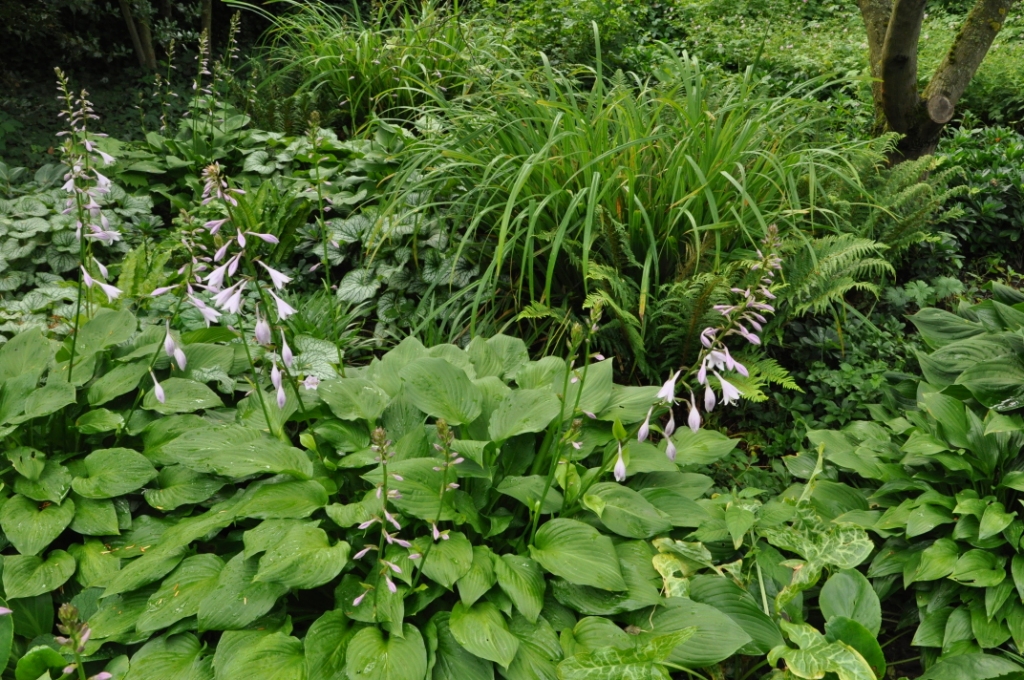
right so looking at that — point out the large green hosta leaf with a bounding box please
[254,523,350,589]
[72,447,158,498]
[530,519,627,591]
[345,624,427,680]
[126,633,214,680]
[3,551,76,599]
[0,494,75,555]
[155,425,313,479]
[400,357,482,425]
[449,601,519,668]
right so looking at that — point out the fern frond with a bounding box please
[781,234,893,317]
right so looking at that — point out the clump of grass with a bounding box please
[249,0,512,134]
[378,41,876,374]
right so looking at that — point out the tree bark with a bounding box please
[137,15,159,71]
[856,0,1019,162]
[117,0,149,70]
[201,0,214,59]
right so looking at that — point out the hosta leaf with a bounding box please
[14,645,67,680]
[631,597,751,668]
[688,575,783,655]
[142,377,224,414]
[144,466,226,511]
[952,550,1006,587]
[489,389,562,441]
[400,357,482,425]
[21,379,75,420]
[917,653,1024,679]
[457,546,497,606]
[198,552,289,631]
[14,460,72,504]
[215,631,306,680]
[410,531,474,589]
[363,458,454,521]
[69,494,119,536]
[76,408,125,434]
[582,483,672,539]
[319,378,391,422]
[0,493,75,555]
[305,610,357,680]
[157,425,313,479]
[0,329,50,382]
[137,554,225,632]
[254,523,350,589]
[819,569,881,636]
[237,479,328,519]
[3,551,76,599]
[494,554,546,623]
[87,361,149,405]
[529,519,627,591]
[505,612,561,680]
[72,447,158,498]
[345,623,428,680]
[429,610,495,680]
[449,601,519,668]
[496,476,564,514]
[125,633,214,680]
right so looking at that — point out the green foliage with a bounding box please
[0,160,153,338]
[809,294,1024,663]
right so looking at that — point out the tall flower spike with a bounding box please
[613,441,627,482]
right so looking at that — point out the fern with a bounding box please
[780,234,893,317]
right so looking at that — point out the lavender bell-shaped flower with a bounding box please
[704,385,716,412]
[664,409,676,438]
[255,314,271,345]
[638,407,652,443]
[718,373,742,406]
[281,331,294,368]
[150,370,165,404]
[613,441,627,482]
[665,436,677,462]
[657,370,681,403]
[688,391,701,432]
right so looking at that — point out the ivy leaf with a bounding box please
[768,621,875,680]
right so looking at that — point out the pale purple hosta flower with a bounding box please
[255,315,271,345]
[97,282,122,302]
[93,258,108,278]
[705,385,716,412]
[353,545,377,560]
[248,232,279,244]
[268,290,296,320]
[699,327,716,348]
[0,607,11,616]
[382,560,402,574]
[214,241,231,262]
[174,347,187,371]
[189,295,222,326]
[271,362,282,390]
[90,673,113,680]
[150,371,165,404]
[63,666,76,676]
[571,440,582,450]
[258,261,292,290]
[205,218,228,234]
[302,375,320,390]
[431,523,441,541]
[613,441,627,482]
[358,518,378,530]
[281,332,293,368]
[150,285,178,296]
[205,261,230,290]
[697,363,707,385]
[237,230,247,248]
[687,396,701,433]
[583,411,597,419]
[227,254,241,277]
[718,373,741,406]
[385,576,397,594]
[276,384,287,409]
[665,437,677,462]
[638,407,652,443]
[352,590,369,607]
[81,266,94,288]
[383,510,401,530]
[164,323,176,357]
[665,409,676,438]
[656,370,681,403]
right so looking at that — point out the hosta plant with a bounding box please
[809,287,1024,668]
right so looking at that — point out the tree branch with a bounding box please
[856,0,893,80]
[880,0,927,132]
[923,0,1019,109]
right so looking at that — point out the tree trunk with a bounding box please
[137,16,159,71]
[117,0,150,70]
[201,0,214,59]
[857,0,1019,162]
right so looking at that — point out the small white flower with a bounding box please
[255,316,271,345]
[164,323,176,358]
[687,393,701,432]
[248,232,279,244]
[665,437,677,462]
[258,261,292,290]
[271,362,282,390]
[94,258,108,278]
[81,267,94,288]
[302,375,320,390]
[281,332,294,368]
[656,370,681,403]
[150,371,165,404]
[98,282,122,301]
[276,385,287,409]
[150,285,177,296]
[665,409,676,438]
[718,373,741,405]
[269,290,296,320]
[613,442,627,482]
[638,407,652,443]
[704,385,717,412]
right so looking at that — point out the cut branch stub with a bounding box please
[927,95,955,124]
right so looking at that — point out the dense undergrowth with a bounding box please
[1,1,1024,679]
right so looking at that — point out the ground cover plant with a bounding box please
[3,0,1024,677]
